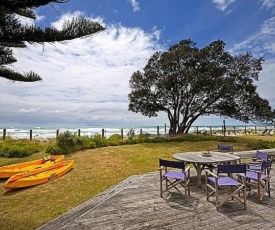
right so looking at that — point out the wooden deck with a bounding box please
[37,167,275,230]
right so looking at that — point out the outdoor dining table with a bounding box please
[173,151,240,187]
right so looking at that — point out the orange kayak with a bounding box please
[4,160,74,189]
[0,155,65,178]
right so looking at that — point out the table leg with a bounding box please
[196,163,202,187]
[192,163,202,187]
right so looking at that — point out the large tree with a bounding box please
[128,39,275,134]
[0,0,104,82]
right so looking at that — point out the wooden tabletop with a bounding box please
[173,151,240,164]
[173,151,241,187]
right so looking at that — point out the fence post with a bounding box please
[157,126,159,137]
[196,126,199,135]
[3,128,6,140]
[121,129,123,140]
[102,129,105,138]
[244,126,247,134]
[223,120,226,137]
[233,126,236,135]
[210,126,212,136]
[30,129,32,140]
[56,129,59,137]
[255,126,257,134]
[165,123,166,134]
[140,128,142,135]
[78,129,81,136]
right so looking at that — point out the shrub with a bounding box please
[56,131,78,154]
[0,139,43,158]
[45,144,62,155]
[107,134,122,146]
[127,129,135,141]
[137,133,150,142]
[91,134,108,147]
[247,140,275,150]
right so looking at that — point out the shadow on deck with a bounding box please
[37,168,275,230]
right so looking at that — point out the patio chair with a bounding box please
[205,164,247,210]
[217,144,233,154]
[248,150,269,171]
[159,158,190,198]
[205,144,234,171]
[245,160,272,202]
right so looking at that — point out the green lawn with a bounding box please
[0,135,274,230]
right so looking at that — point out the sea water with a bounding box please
[0,125,270,139]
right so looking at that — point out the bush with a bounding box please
[56,131,78,154]
[0,139,43,158]
[91,134,108,147]
[45,144,62,155]
[247,140,275,150]
[107,134,122,146]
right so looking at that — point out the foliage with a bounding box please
[43,131,243,155]
[53,131,96,154]
[0,139,43,158]
[45,144,62,155]
[91,134,108,148]
[128,39,275,134]
[0,0,104,82]
[247,139,275,150]
[127,129,135,140]
[107,134,123,146]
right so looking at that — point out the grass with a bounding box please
[0,135,274,230]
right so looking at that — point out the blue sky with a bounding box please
[1,0,275,128]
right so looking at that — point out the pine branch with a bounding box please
[0,1,69,12]
[14,8,36,19]
[0,18,105,44]
[0,46,17,65]
[0,67,42,82]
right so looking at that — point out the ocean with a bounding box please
[0,125,271,139]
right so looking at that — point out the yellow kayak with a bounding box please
[4,160,74,189]
[0,155,65,178]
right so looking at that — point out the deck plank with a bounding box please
[37,169,275,230]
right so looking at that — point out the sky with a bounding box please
[1,0,275,128]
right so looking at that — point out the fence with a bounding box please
[0,125,274,141]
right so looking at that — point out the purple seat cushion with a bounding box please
[208,176,241,186]
[164,171,186,180]
[246,171,267,181]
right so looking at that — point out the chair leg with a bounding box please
[160,172,163,197]
[215,183,219,209]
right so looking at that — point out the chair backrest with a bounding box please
[261,160,272,171]
[218,144,233,153]
[256,150,268,161]
[217,164,246,174]
[159,159,185,170]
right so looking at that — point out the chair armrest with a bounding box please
[252,158,262,163]
[246,168,264,174]
[237,173,246,177]
[205,169,218,178]
[237,173,246,183]
[159,166,165,171]
[185,166,191,173]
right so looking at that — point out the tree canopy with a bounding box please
[128,39,275,134]
[0,0,104,82]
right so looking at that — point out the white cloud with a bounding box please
[230,16,275,56]
[260,0,275,10]
[229,16,275,110]
[211,0,236,11]
[0,12,163,127]
[127,0,140,12]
